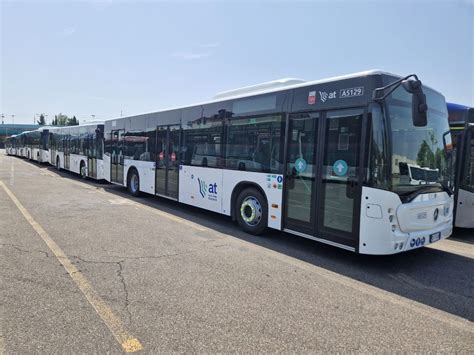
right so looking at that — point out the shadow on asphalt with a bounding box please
[23,159,474,323]
[451,228,474,244]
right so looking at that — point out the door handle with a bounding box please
[346,177,358,199]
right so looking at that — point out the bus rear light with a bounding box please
[270,215,277,219]
[389,215,395,223]
[391,224,397,232]
[271,204,279,209]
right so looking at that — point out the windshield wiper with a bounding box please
[397,185,443,203]
[440,181,453,196]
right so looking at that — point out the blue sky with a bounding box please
[1,0,473,124]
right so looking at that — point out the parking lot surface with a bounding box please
[1,152,473,353]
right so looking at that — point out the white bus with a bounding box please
[49,122,106,179]
[11,130,46,160]
[5,135,17,156]
[102,70,455,255]
[26,126,51,163]
[448,103,474,228]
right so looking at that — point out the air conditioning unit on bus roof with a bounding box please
[214,78,306,100]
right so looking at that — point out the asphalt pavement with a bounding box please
[1,152,473,353]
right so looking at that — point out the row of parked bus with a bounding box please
[4,70,473,255]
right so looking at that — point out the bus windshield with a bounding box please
[387,85,453,194]
[369,85,454,196]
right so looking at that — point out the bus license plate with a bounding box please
[430,232,441,243]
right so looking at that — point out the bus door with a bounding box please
[50,133,56,165]
[111,130,124,184]
[284,112,319,235]
[64,136,70,170]
[87,133,97,178]
[315,108,364,248]
[155,124,181,199]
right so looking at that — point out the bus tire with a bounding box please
[127,168,141,197]
[235,187,267,235]
[80,161,87,179]
[56,157,61,171]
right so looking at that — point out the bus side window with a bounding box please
[225,114,284,173]
[182,122,223,168]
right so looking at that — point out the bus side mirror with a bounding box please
[402,79,427,127]
[412,92,428,127]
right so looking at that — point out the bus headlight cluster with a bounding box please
[443,204,450,216]
[389,208,398,232]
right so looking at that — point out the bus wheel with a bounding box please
[56,157,61,171]
[127,169,141,197]
[236,187,267,235]
[80,161,87,179]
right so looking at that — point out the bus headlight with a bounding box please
[443,204,450,216]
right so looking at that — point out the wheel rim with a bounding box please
[81,166,86,177]
[240,196,262,226]
[131,174,139,193]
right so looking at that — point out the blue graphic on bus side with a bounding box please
[198,178,207,198]
[197,178,218,200]
[333,160,348,176]
[295,158,307,173]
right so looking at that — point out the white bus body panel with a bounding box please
[359,187,453,255]
[97,159,105,180]
[55,151,64,169]
[123,159,155,194]
[179,166,283,230]
[40,149,49,163]
[455,188,474,228]
[69,154,87,174]
[103,154,111,182]
[32,148,40,162]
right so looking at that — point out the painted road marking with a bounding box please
[0,181,143,353]
[6,156,473,333]
[10,157,211,235]
[0,335,5,355]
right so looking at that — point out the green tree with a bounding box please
[416,140,435,168]
[37,114,46,125]
[67,116,79,126]
[52,113,69,126]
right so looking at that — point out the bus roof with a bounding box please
[48,121,104,131]
[447,102,473,124]
[104,70,444,125]
[447,102,470,111]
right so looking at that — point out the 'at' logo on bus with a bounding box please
[308,91,316,105]
[198,178,218,199]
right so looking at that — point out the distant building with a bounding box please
[0,124,40,148]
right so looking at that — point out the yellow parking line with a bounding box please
[0,336,5,355]
[0,181,143,353]
[10,157,209,233]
